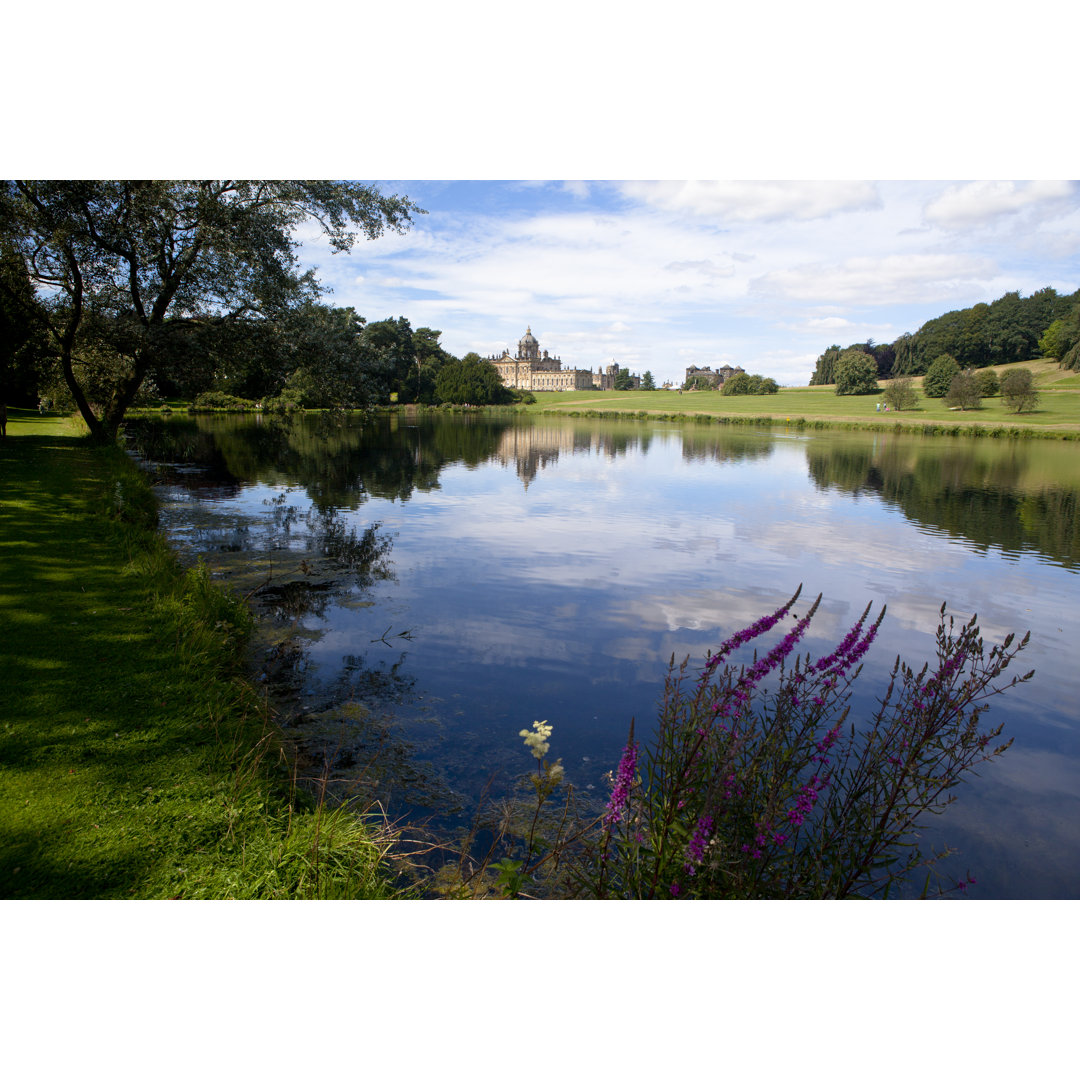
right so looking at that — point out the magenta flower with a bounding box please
[684,814,714,874]
[701,590,803,682]
[604,736,638,828]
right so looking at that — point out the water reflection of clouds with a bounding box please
[926,754,1080,899]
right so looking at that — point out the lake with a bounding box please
[131,410,1080,899]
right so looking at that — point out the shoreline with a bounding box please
[0,416,403,899]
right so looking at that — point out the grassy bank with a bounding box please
[520,360,1080,438]
[0,409,402,899]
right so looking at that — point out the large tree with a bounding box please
[0,181,422,439]
[0,240,49,407]
[1000,368,1040,413]
[834,348,879,395]
[435,353,513,405]
[922,353,961,398]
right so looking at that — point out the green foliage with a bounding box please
[192,390,260,411]
[614,368,636,391]
[888,288,1078,376]
[975,368,1000,397]
[0,180,423,439]
[684,374,717,391]
[723,372,779,395]
[1039,319,1065,360]
[1000,368,1040,413]
[1057,299,1080,371]
[882,375,918,411]
[641,370,656,391]
[923,354,961,398]
[434,353,514,405]
[834,348,879,395]
[945,370,982,411]
[401,326,455,404]
[0,241,50,407]
[809,344,841,386]
[0,432,403,898]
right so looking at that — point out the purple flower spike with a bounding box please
[684,814,714,874]
[701,588,804,681]
[604,730,638,829]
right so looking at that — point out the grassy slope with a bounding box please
[0,410,399,899]
[522,360,1080,434]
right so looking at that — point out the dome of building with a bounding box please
[517,326,540,360]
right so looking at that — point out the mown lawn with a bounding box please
[0,410,400,899]
[522,360,1080,435]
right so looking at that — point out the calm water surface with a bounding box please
[135,412,1080,898]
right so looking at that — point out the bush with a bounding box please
[1000,368,1040,413]
[572,591,1030,898]
[882,375,918,411]
[481,591,1032,900]
[192,391,260,412]
[722,373,780,396]
[923,354,960,398]
[975,369,999,397]
[945,370,982,411]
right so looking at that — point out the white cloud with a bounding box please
[804,316,854,331]
[923,180,1076,230]
[752,253,998,304]
[618,180,882,222]
[295,180,1080,389]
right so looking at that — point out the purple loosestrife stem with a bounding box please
[604,720,637,830]
[699,587,803,685]
[812,603,873,674]
[715,596,822,720]
[684,814,714,875]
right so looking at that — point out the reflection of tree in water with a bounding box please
[680,429,776,465]
[807,440,1080,568]
[245,504,457,816]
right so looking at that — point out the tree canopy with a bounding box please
[811,287,1080,384]
[834,348,879,395]
[1000,368,1040,413]
[434,353,514,406]
[0,180,423,438]
[922,354,961,398]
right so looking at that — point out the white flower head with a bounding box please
[519,719,553,760]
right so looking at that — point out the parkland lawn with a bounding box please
[0,411,399,899]
[520,360,1080,436]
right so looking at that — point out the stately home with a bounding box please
[488,327,632,391]
[684,363,745,389]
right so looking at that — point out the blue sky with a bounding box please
[298,180,1080,388]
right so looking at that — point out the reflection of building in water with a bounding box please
[494,421,655,488]
[488,326,636,391]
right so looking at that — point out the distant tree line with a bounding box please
[809,286,1080,386]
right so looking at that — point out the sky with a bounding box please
[8,7,1078,391]
[296,179,1080,388]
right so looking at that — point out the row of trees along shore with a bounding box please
[0,181,667,439]
[809,286,1080,389]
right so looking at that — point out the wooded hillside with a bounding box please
[809,287,1080,385]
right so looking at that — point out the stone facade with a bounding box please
[488,327,629,391]
[684,363,745,389]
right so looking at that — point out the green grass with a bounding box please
[520,360,1080,436]
[0,409,403,899]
